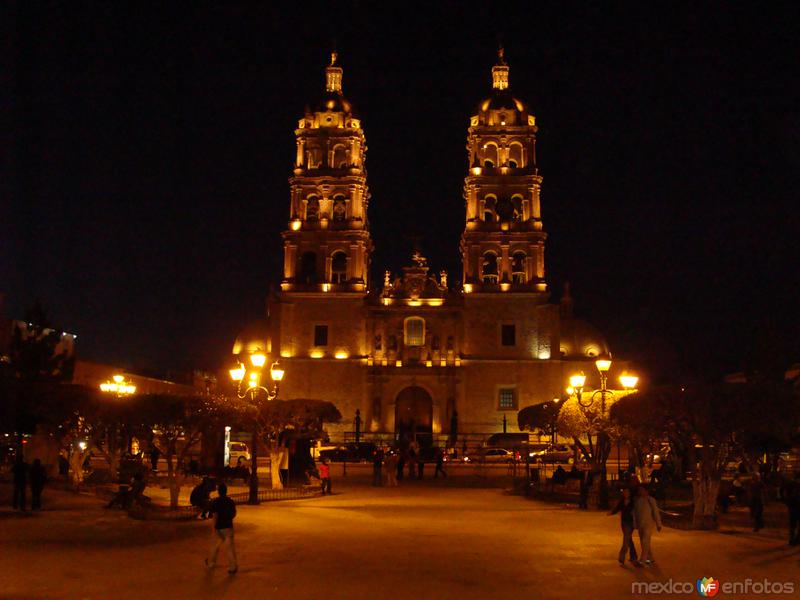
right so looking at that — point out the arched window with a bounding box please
[512,252,526,284]
[483,196,497,223]
[509,143,523,168]
[482,252,499,284]
[333,145,347,168]
[306,196,320,221]
[404,317,426,347]
[511,195,523,222]
[483,143,498,168]
[331,251,347,284]
[306,148,321,169]
[332,196,346,222]
[299,252,317,284]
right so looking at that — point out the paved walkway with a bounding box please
[0,481,797,599]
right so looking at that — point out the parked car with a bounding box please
[319,442,377,462]
[530,444,574,464]
[479,448,515,463]
[228,442,251,467]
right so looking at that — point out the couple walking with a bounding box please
[610,485,662,567]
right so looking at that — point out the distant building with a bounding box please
[234,51,620,440]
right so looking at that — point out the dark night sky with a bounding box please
[3,3,799,383]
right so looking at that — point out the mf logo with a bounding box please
[696,577,720,597]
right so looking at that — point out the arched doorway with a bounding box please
[395,386,433,447]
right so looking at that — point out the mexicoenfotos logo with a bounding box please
[696,577,720,597]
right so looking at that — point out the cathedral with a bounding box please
[234,51,612,441]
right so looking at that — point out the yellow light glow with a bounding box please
[100,383,113,392]
[427,299,444,306]
[463,284,473,293]
[322,283,330,292]
[382,297,391,306]
[538,349,551,360]
[367,356,374,366]
[566,386,574,395]
[471,167,481,175]
[620,374,639,389]
[381,358,388,366]
[395,360,402,367]
[229,366,245,381]
[250,353,267,368]
[334,350,349,360]
[113,374,124,383]
[500,282,511,291]
[454,356,462,367]
[426,360,433,367]
[595,356,612,373]
[290,219,302,231]
[270,361,285,382]
[310,350,325,359]
[569,373,586,389]
[407,299,421,306]
[440,359,447,367]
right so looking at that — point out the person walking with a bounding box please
[319,458,332,495]
[205,483,238,574]
[748,472,766,532]
[434,449,447,479]
[372,447,384,486]
[633,485,662,566]
[149,445,160,472]
[385,451,398,487]
[609,487,638,566]
[29,458,47,511]
[11,455,28,511]
[779,473,800,546]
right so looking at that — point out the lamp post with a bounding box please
[99,375,137,477]
[568,357,638,508]
[618,374,639,477]
[229,354,285,505]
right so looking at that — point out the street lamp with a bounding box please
[230,354,285,505]
[99,374,137,476]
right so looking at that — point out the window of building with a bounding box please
[501,324,516,346]
[511,252,526,284]
[332,196,346,222]
[306,196,320,221]
[331,251,347,283]
[313,325,328,347]
[482,252,498,284]
[404,317,426,347]
[299,252,317,284]
[498,388,517,410]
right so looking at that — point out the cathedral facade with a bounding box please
[234,52,611,440]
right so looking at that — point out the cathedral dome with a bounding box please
[472,49,533,127]
[477,90,527,115]
[232,318,272,357]
[310,91,355,116]
[559,316,609,359]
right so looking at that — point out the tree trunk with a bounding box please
[691,473,720,529]
[68,448,88,490]
[270,446,284,490]
[166,446,180,508]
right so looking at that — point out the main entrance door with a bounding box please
[395,386,433,445]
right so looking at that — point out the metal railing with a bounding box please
[228,486,321,504]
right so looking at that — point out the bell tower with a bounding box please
[281,53,372,293]
[460,49,547,294]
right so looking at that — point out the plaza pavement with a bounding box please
[0,479,798,600]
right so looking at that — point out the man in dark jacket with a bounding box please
[779,473,800,546]
[12,455,28,511]
[29,458,47,510]
[190,477,212,519]
[206,483,238,574]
